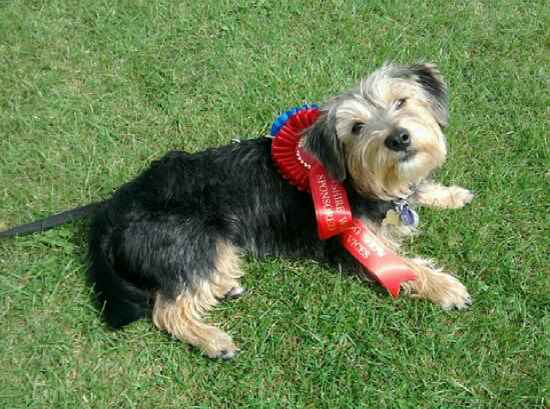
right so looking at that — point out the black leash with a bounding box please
[0,202,100,238]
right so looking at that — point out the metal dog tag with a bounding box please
[394,200,419,227]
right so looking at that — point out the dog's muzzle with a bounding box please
[385,127,411,152]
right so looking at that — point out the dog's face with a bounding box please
[304,63,449,200]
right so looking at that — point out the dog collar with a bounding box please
[270,106,416,297]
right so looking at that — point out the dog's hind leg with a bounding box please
[152,240,244,359]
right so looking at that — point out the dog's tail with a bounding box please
[0,203,100,239]
[88,215,151,329]
[88,249,151,329]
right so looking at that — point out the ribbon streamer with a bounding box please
[340,220,416,297]
[308,162,353,240]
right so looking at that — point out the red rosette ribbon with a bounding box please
[270,107,320,191]
[271,107,416,297]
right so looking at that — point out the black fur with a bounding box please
[89,138,392,328]
[410,64,448,127]
[304,112,347,181]
[411,64,446,102]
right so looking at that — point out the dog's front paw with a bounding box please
[212,345,240,360]
[446,186,474,209]
[202,328,240,360]
[414,183,474,209]
[434,274,472,310]
[224,286,247,300]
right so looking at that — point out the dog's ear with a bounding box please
[304,111,347,181]
[410,63,449,128]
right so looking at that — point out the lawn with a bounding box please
[0,1,548,408]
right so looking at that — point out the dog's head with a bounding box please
[304,63,448,200]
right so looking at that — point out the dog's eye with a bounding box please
[351,122,364,134]
[395,98,407,110]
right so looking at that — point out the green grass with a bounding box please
[0,0,548,407]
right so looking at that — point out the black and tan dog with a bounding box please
[1,63,474,359]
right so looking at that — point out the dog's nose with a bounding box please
[384,128,411,151]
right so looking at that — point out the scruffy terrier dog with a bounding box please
[2,63,474,359]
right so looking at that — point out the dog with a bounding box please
[1,63,474,359]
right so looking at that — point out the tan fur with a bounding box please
[334,71,448,200]
[414,182,475,209]
[400,258,470,310]
[152,241,243,358]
